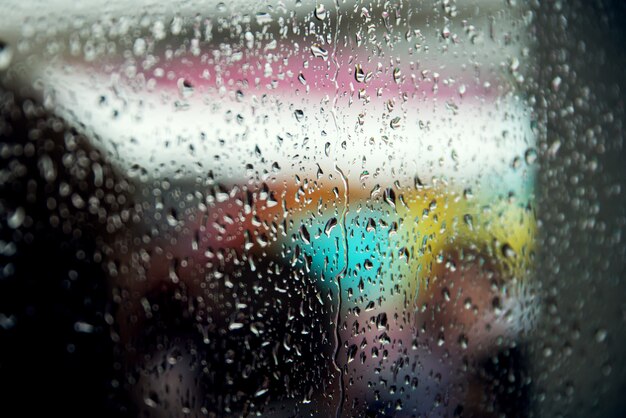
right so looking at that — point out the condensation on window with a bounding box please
[0,1,624,417]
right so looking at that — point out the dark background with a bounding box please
[531,0,626,417]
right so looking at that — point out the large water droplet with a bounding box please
[393,67,402,84]
[355,64,366,83]
[390,117,401,130]
[8,207,25,229]
[314,4,327,20]
[501,243,517,259]
[177,78,194,98]
[525,148,538,165]
[0,41,13,71]
[324,217,338,236]
[300,224,311,244]
[347,344,357,363]
[310,45,329,60]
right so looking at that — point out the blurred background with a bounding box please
[0,1,624,417]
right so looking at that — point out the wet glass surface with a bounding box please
[0,1,625,417]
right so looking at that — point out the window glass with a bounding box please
[0,1,624,417]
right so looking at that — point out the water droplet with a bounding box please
[294,109,304,121]
[393,67,402,84]
[300,225,311,244]
[347,344,357,363]
[229,322,244,331]
[525,148,538,164]
[311,44,329,60]
[314,4,327,20]
[167,348,182,365]
[458,334,469,350]
[133,38,146,56]
[501,243,516,259]
[38,155,57,182]
[170,16,183,35]
[255,387,269,397]
[390,117,401,129]
[355,33,362,47]
[255,12,273,25]
[441,287,451,302]
[177,78,194,98]
[376,312,388,329]
[8,207,25,229]
[0,41,13,71]
[324,217,338,236]
[298,73,307,85]
[384,188,396,208]
[166,208,179,227]
[355,64,366,83]
[463,214,474,230]
[144,393,160,408]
